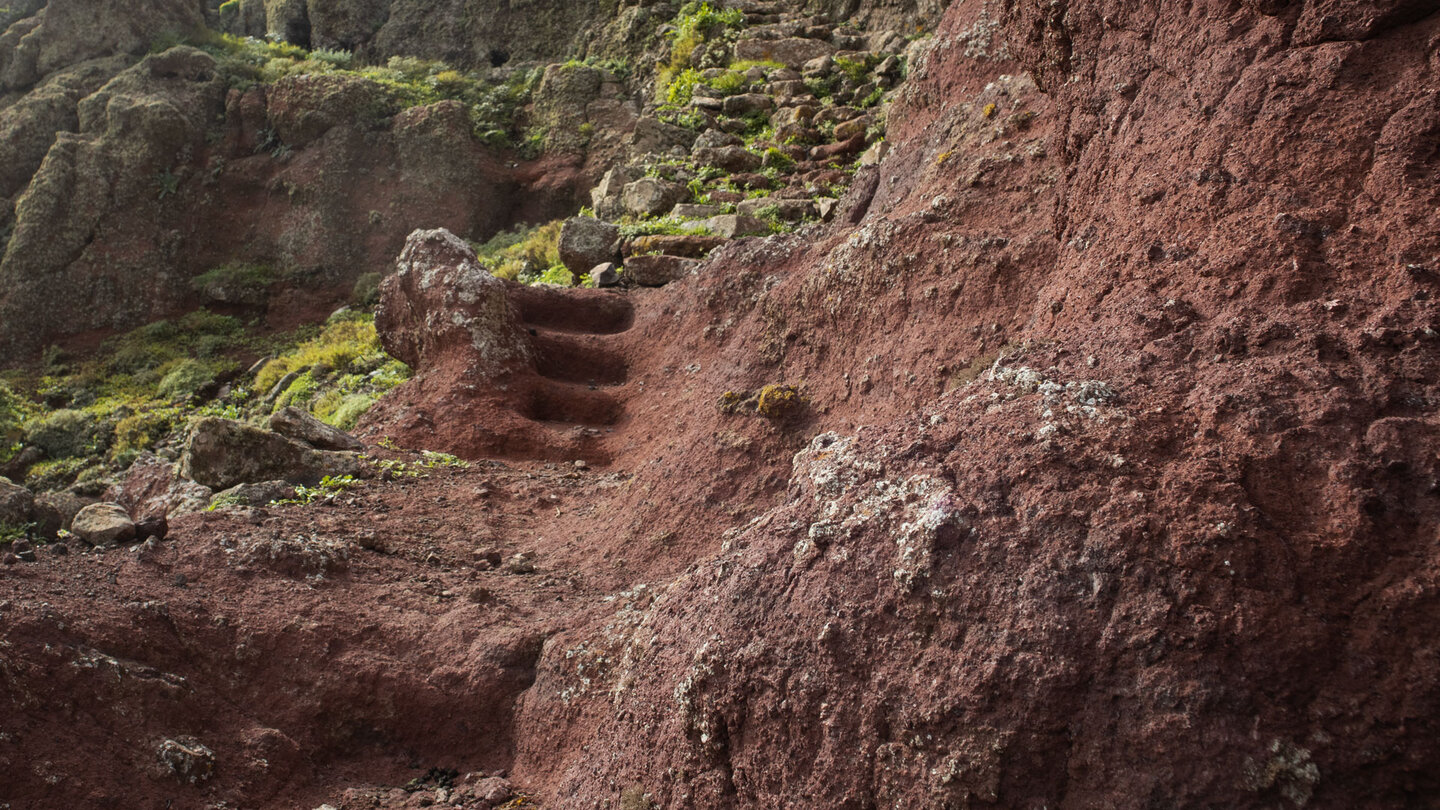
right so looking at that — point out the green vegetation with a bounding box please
[4,303,410,493]
[191,261,276,303]
[272,474,361,506]
[184,34,542,152]
[657,2,746,101]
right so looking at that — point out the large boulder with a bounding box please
[32,491,86,539]
[0,47,227,358]
[693,145,763,173]
[70,502,136,546]
[0,476,35,526]
[374,228,532,377]
[558,217,621,281]
[590,165,645,219]
[105,453,213,519]
[621,177,687,218]
[0,0,204,91]
[733,37,836,69]
[179,418,364,491]
[269,407,365,452]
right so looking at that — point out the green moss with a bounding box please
[156,359,217,400]
[25,457,92,491]
[191,261,275,302]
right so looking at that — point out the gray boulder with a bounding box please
[591,262,621,288]
[708,214,770,238]
[558,217,621,280]
[721,93,775,116]
[625,255,700,287]
[0,476,35,527]
[71,502,136,546]
[269,407,365,452]
[179,418,364,491]
[735,37,836,68]
[621,177,687,218]
[694,145,763,173]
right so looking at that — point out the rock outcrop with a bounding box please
[179,417,363,491]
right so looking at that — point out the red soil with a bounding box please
[4,1,1439,807]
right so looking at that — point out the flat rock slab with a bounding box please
[624,255,700,287]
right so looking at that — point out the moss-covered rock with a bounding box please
[179,416,364,490]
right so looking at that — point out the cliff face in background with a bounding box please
[1,0,1439,808]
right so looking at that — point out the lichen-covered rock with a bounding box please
[0,476,35,526]
[733,37,836,68]
[265,72,394,148]
[104,454,215,521]
[558,217,621,280]
[0,47,227,358]
[529,63,604,153]
[374,228,532,375]
[0,0,203,91]
[621,177,687,218]
[179,418,364,491]
[624,254,699,287]
[269,407,365,452]
[70,502,136,546]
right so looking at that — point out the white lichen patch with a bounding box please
[791,433,972,591]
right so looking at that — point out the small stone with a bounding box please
[70,503,138,546]
[157,737,215,784]
[591,262,621,288]
[15,549,36,563]
[468,587,493,604]
[2,553,17,565]
[573,459,588,470]
[504,553,536,575]
[49,542,69,556]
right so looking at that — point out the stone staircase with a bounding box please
[563,2,916,286]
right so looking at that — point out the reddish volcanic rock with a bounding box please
[3,1,1439,809]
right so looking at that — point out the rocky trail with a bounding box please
[3,0,1440,808]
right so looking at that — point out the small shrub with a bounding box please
[157,359,216,400]
[26,409,101,459]
[191,262,275,305]
[351,272,383,307]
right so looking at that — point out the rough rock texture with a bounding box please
[0,49,580,359]
[0,475,34,525]
[270,406,366,452]
[374,228,532,376]
[69,502,136,546]
[179,417,363,491]
[4,0,1440,808]
[369,227,633,463]
[105,453,215,520]
[558,216,621,281]
[0,0,202,91]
